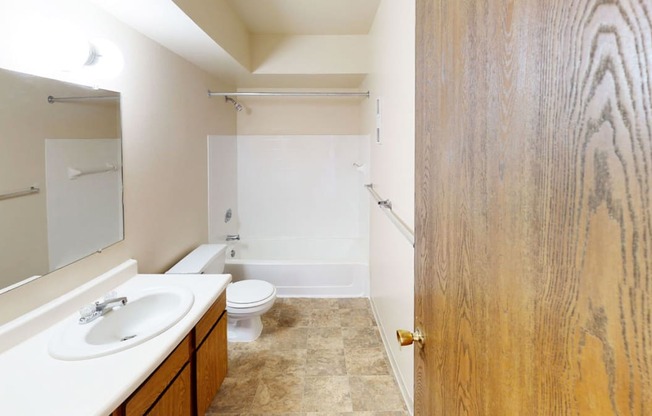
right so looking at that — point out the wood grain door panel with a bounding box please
[196,314,228,415]
[415,0,652,414]
[147,365,192,416]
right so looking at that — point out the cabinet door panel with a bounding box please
[147,365,192,416]
[125,335,191,415]
[196,316,227,415]
[196,292,226,345]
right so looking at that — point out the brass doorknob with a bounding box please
[396,328,425,347]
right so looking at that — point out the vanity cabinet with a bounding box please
[111,292,227,416]
[195,291,228,415]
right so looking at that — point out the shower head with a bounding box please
[225,96,243,112]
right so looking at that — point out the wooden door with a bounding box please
[415,0,652,414]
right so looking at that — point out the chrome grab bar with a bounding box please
[365,183,414,247]
[378,199,393,209]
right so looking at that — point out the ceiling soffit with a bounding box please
[225,0,381,35]
[93,0,380,88]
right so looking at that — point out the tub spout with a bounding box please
[226,234,240,242]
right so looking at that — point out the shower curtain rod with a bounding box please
[0,186,40,201]
[207,90,370,98]
[47,95,119,103]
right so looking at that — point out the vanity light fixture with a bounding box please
[79,37,124,80]
[9,18,123,80]
[48,25,124,79]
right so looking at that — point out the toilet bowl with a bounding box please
[226,280,276,342]
[166,244,276,342]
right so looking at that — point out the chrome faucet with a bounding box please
[226,234,240,242]
[79,296,128,324]
[96,296,128,312]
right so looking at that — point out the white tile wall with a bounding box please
[236,135,368,239]
[208,134,369,245]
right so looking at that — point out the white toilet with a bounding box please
[166,244,276,342]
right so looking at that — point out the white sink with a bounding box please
[48,286,194,360]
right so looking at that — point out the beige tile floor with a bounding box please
[205,298,408,416]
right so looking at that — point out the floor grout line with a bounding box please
[205,297,408,415]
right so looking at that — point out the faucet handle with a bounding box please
[79,304,99,324]
[79,304,96,318]
[102,290,118,301]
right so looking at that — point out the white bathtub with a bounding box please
[224,238,369,297]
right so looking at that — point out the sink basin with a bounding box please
[48,285,194,360]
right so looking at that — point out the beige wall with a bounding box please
[0,0,235,324]
[236,94,362,135]
[0,71,119,289]
[251,35,369,75]
[361,0,415,410]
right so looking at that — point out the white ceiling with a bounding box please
[225,0,381,35]
[90,0,379,88]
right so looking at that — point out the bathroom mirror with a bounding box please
[0,67,123,293]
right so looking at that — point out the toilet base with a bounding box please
[227,315,263,342]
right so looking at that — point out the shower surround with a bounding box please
[208,134,369,297]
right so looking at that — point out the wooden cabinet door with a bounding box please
[147,365,192,416]
[196,315,227,415]
[124,336,192,415]
[415,0,652,414]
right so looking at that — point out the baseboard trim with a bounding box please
[369,297,415,415]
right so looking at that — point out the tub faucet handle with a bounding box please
[226,234,240,242]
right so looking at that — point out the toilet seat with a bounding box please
[226,280,276,309]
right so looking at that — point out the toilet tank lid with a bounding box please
[166,244,227,274]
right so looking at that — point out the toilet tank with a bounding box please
[166,244,227,274]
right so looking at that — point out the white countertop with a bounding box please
[0,262,231,416]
